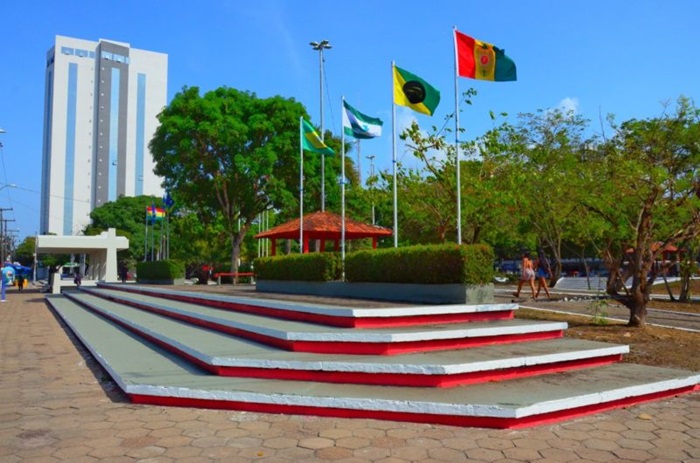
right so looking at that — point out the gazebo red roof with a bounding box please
[255,211,392,241]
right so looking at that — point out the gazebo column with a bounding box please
[334,240,339,251]
[320,240,326,252]
[303,238,310,254]
[372,237,378,249]
[271,240,277,256]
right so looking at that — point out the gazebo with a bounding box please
[255,211,392,255]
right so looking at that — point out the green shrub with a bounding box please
[255,253,341,282]
[345,244,494,285]
[136,260,185,281]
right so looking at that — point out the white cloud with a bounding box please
[558,97,580,114]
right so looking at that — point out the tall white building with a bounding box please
[40,35,168,235]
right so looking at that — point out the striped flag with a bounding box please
[342,100,383,139]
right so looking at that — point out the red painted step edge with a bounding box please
[73,298,577,387]
[84,292,561,355]
[102,285,513,328]
[129,384,700,430]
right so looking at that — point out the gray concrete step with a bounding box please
[46,294,700,429]
[64,291,628,388]
[79,287,566,355]
[97,283,517,328]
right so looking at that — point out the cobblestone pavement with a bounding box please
[2,287,700,462]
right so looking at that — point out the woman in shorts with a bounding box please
[514,251,537,299]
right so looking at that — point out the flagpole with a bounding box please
[357,140,362,184]
[341,97,346,280]
[165,206,169,260]
[453,27,462,245]
[391,61,398,248]
[143,209,148,261]
[151,207,155,262]
[299,117,304,254]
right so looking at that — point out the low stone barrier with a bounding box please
[255,280,494,304]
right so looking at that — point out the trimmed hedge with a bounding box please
[136,260,185,281]
[255,253,341,282]
[345,244,494,285]
[255,244,494,285]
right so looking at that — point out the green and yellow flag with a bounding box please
[301,118,334,156]
[393,65,441,116]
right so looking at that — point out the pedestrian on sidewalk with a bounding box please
[534,248,552,299]
[514,251,537,299]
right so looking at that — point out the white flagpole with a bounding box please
[341,97,347,280]
[391,61,398,247]
[299,117,304,253]
[357,140,362,184]
[454,27,462,244]
[143,210,148,261]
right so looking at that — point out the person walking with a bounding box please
[534,248,553,299]
[513,251,537,299]
[16,273,25,292]
[73,270,82,288]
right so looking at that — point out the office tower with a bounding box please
[41,35,168,235]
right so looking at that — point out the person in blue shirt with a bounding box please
[534,248,553,299]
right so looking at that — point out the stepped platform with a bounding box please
[80,287,563,355]
[45,285,700,429]
[63,291,627,387]
[97,283,516,328]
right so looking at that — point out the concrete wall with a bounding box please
[256,281,494,305]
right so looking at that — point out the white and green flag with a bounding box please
[342,100,383,139]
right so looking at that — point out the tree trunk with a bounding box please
[230,231,242,283]
[661,273,676,301]
[627,287,648,327]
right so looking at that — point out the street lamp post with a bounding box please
[309,39,332,212]
[366,155,376,225]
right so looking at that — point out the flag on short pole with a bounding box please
[162,192,175,208]
[342,100,383,139]
[393,65,441,116]
[455,30,517,82]
[146,205,165,224]
[301,119,335,156]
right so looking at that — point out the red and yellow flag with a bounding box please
[455,30,517,82]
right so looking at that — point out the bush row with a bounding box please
[254,244,494,285]
[136,260,185,281]
[255,252,341,282]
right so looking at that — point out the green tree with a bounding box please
[150,86,336,274]
[84,195,163,263]
[582,97,700,326]
[14,236,35,267]
[482,108,595,280]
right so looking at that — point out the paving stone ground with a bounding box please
[2,286,700,462]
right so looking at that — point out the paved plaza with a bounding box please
[2,287,700,462]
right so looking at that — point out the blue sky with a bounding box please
[1,0,699,243]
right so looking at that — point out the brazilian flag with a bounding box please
[301,119,335,156]
[393,65,441,116]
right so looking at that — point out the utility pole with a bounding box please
[0,209,12,263]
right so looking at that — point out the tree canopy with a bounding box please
[149,86,341,273]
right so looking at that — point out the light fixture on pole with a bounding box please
[366,155,376,225]
[309,39,332,212]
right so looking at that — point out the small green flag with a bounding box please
[301,119,335,156]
